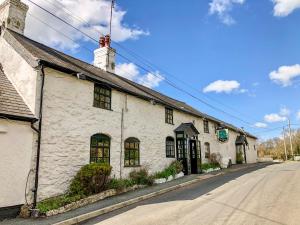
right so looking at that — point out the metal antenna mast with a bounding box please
[109,0,115,38]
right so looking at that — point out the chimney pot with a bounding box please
[99,36,105,48]
[94,34,116,73]
[104,35,110,47]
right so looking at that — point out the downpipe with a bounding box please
[30,64,46,216]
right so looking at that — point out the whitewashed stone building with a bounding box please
[0,0,257,218]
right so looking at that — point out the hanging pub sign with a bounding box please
[217,128,229,142]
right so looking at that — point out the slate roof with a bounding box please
[2,29,256,138]
[0,64,35,121]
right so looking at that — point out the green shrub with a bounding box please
[170,160,183,174]
[69,163,112,196]
[129,168,154,185]
[154,161,183,179]
[236,151,244,164]
[106,178,135,191]
[37,194,81,214]
[201,162,220,171]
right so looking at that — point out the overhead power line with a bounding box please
[40,0,261,125]
[26,0,259,129]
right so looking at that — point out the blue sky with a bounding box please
[17,0,300,140]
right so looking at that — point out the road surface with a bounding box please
[84,162,300,225]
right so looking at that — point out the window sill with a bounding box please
[165,122,174,125]
[166,156,176,158]
[124,165,141,168]
[93,105,113,111]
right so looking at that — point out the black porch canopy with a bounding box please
[174,123,199,137]
[235,135,248,145]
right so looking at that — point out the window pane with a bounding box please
[104,148,109,157]
[124,138,140,166]
[90,134,110,164]
[94,84,111,110]
[165,108,173,124]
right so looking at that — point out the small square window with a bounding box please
[93,84,111,110]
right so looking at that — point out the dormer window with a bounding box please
[165,108,173,124]
[93,84,111,110]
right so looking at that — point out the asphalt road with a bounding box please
[83,162,300,225]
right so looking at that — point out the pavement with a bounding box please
[82,162,300,225]
[0,162,271,225]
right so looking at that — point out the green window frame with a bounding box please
[204,142,210,159]
[203,120,209,133]
[90,134,110,164]
[93,84,111,110]
[124,137,140,167]
[165,108,173,124]
[166,136,175,158]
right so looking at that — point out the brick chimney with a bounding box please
[0,0,28,34]
[94,34,116,73]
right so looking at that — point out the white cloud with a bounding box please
[279,106,291,116]
[209,0,245,25]
[138,72,164,89]
[254,122,268,128]
[263,107,290,123]
[269,64,300,86]
[2,0,149,50]
[273,0,300,17]
[297,110,300,120]
[116,63,164,88]
[264,113,287,123]
[115,63,139,80]
[203,80,242,93]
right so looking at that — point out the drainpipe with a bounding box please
[119,95,127,178]
[119,108,124,178]
[31,64,46,213]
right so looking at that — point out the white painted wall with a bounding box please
[0,119,34,207]
[37,68,257,200]
[246,137,258,163]
[0,35,38,114]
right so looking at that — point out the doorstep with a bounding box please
[0,162,268,225]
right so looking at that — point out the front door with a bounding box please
[189,140,198,174]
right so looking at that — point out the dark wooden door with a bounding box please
[190,140,198,174]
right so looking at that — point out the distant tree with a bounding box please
[258,128,300,159]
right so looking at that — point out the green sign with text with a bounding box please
[217,129,229,142]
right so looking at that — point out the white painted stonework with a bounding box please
[0,119,34,207]
[0,0,28,34]
[0,33,39,114]
[94,47,116,73]
[34,68,257,200]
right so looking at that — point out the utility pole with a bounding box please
[288,119,294,159]
[283,127,287,161]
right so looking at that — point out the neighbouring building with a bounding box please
[0,0,257,218]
